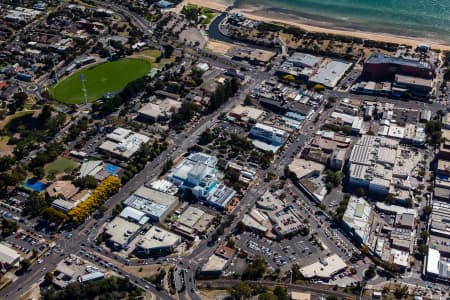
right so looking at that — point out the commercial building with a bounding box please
[230,47,276,65]
[228,105,265,124]
[362,54,435,81]
[288,159,324,180]
[137,98,181,123]
[249,123,289,152]
[0,243,20,268]
[309,59,352,88]
[439,130,450,161]
[5,7,42,22]
[124,186,178,222]
[99,127,150,160]
[348,135,419,196]
[426,248,450,281]
[172,207,214,240]
[134,226,181,257]
[393,74,432,98]
[78,271,105,283]
[288,53,322,68]
[268,206,304,237]
[119,206,150,225]
[168,153,235,210]
[329,148,347,171]
[299,254,347,280]
[104,217,140,249]
[201,245,235,276]
[200,254,229,276]
[342,197,373,245]
[430,200,450,238]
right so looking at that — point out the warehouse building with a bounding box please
[124,186,179,222]
[0,243,20,269]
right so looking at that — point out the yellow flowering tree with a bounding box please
[68,176,121,224]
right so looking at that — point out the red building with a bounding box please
[362,54,435,81]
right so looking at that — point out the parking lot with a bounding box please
[235,230,325,272]
[5,229,48,257]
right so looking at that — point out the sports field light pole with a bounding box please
[80,74,87,105]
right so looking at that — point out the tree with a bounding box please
[33,166,45,179]
[422,205,432,216]
[313,83,325,92]
[355,187,366,197]
[229,282,252,300]
[44,271,54,285]
[39,104,54,123]
[364,264,376,279]
[1,219,17,237]
[73,175,98,189]
[394,285,408,299]
[425,120,443,145]
[244,95,252,106]
[13,92,28,110]
[242,256,267,280]
[161,159,173,175]
[42,207,68,223]
[20,259,32,271]
[273,286,289,300]
[283,74,295,82]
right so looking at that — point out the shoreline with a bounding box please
[180,0,450,51]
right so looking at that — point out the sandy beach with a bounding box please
[178,0,450,51]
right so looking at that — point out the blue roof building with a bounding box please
[156,0,174,8]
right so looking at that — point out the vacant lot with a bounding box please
[49,58,151,104]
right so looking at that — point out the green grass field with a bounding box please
[44,156,78,177]
[49,58,151,104]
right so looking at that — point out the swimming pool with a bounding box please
[104,163,120,174]
[23,178,48,192]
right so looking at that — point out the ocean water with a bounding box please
[236,0,450,43]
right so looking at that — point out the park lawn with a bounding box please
[44,156,78,177]
[49,58,151,104]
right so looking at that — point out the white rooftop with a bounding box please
[0,243,20,266]
[99,127,150,159]
[342,197,372,244]
[300,254,347,279]
[137,226,180,250]
[120,206,150,225]
[105,217,140,246]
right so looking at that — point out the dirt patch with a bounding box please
[122,263,174,278]
[18,283,41,300]
[179,28,207,48]
[198,288,230,300]
[0,136,14,157]
[205,40,236,56]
